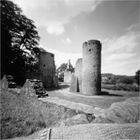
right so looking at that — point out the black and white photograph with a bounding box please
[1,0,140,139]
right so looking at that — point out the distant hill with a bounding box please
[101,73,135,85]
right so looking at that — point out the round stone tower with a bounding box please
[82,40,102,96]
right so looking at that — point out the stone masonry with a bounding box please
[75,58,82,92]
[39,48,56,88]
[26,48,58,89]
[82,40,102,95]
[64,60,74,83]
[70,40,102,96]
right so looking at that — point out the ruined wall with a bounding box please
[75,58,82,92]
[64,60,74,83]
[82,40,102,96]
[26,72,41,80]
[64,71,72,83]
[70,58,82,93]
[26,48,58,89]
[39,50,56,88]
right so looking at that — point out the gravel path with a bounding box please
[45,88,129,109]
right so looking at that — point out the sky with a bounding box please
[13,0,140,75]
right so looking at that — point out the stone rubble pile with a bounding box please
[29,79,48,97]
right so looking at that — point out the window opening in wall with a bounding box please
[43,64,46,67]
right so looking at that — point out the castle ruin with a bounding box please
[64,60,74,83]
[70,40,102,96]
[26,48,58,89]
[39,48,57,88]
[70,58,82,92]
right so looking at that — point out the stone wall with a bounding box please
[70,58,82,93]
[70,40,102,96]
[26,48,57,89]
[39,50,56,88]
[63,60,74,83]
[82,40,102,95]
[64,71,73,83]
[75,58,82,92]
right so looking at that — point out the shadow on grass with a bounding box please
[101,91,122,96]
[58,84,70,89]
[69,90,123,97]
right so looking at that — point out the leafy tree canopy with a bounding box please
[56,62,74,82]
[57,63,67,73]
[1,0,40,85]
[135,70,140,85]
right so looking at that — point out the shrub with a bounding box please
[135,70,140,85]
[116,77,134,85]
[102,84,139,91]
[102,74,135,85]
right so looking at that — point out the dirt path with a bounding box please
[45,89,127,109]
[44,83,139,109]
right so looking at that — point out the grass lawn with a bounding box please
[0,86,77,139]
[102,88,139,97]
[1,82,139,139]
[47,86,139,109]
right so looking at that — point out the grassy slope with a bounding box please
[0,86,77,139]
[1,82,139,139]
[1,88,46,139]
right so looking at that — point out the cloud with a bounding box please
[39,23,140,75]
[40,45,81,67]
[47,24,64,35]
[103,32,139,54]
[61,37,72,44]
[66,38,72,44]
[126,24,138,32]
[39,24,139,75]
[102,24,140,75]
[48,48,82,67]
[13,0,102,35]
[106,53,136,63]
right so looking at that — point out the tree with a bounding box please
[135,70,140,86]
[56,62,74,82]
[116,76,134,85]
[57,63,67,82]
[1,0,40,85]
